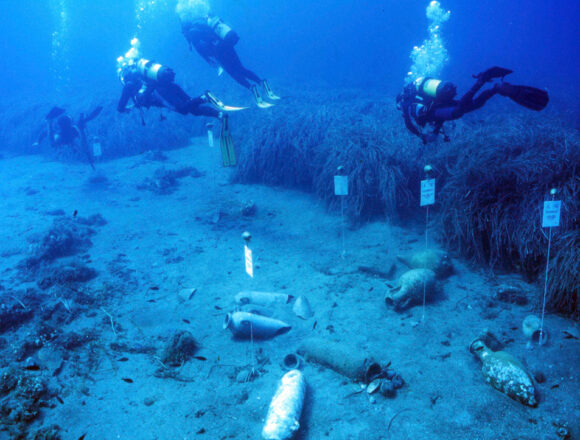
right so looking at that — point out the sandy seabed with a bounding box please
[0,139,578,440]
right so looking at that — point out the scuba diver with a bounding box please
[176,1,279,109]
[396,66,549,144]
[116,38,240,166]
[34,106,103,170]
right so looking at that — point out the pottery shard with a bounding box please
[177,288,197,302]
[293,296,313,319]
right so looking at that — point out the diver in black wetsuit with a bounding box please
[179,14,279,108]
[116,40,238,167]
[396,66,549,144]
[117,58,221,119]
[34,106,102,169]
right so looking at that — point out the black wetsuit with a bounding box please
[117,64,220,118]
[44,115,80,147]
[400,78,499,143]
[36,107,102,169]
[181,19,262,89]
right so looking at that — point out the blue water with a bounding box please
[2,0,579,100]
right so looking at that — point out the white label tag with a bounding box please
[207,129,214,148]
[244,245,253,278]
[542,200,561,228]
[334,176,348,196]
[420,179,436,206]
[92,142,102,157]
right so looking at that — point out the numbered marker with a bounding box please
[420,179,435,206]
[334,176,349,196]
[207,129,214,148]
[92,142,102,157]
[244,245,253,278]
[542,200,561,228]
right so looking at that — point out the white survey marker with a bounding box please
[207,129,214,148]
[334,176,349,196]
[542,200,561,228]
[244,245,254,278]
[92,141,102,157]
[420,178,435,206]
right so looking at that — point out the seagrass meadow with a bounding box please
[232,90,580,318]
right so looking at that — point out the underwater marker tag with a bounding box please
[244,245,254,278]
[420,179,436,206]
[92,142,102,157]
[207,129,214,148]
[334,176,348,196]
[542,200,561,228]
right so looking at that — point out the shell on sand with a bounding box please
[367,379,381,394]
[397,249,453,279]
[385,269,436,311]
[293,295,313,319]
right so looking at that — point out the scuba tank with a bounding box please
[207,16,239,45]
[136,59,176,84]
[413,77,457,102]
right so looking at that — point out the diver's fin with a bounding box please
[251,85,274,109]
[257,101,274,109]
[473,66,513,82]
[219,115,236,167]
[221,105,248,112]
[499,83,549,111]
[46,106,66,120]
[205,91,247,112]
[263,80,281,100]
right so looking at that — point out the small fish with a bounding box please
[149,286,160,291]
[24,365,40,371]
[312,321,317,330]
[78,434,87,440]
[193,356,207,361]
[182,319,191,324]
[117,357,129,362]
[56,396,64,404]
[147,299,156,303]
[73,210,78,217]
[121,378,134,383]
[52,360,66,377]
[214,305,222,310]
